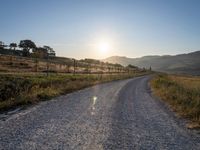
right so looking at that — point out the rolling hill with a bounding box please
[104,51,200,75]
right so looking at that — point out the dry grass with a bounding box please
[151,74,200,129]
[0,72,149,112]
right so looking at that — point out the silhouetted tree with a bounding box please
[127,64,138,69]
[80,59,100,64]
[9,43,17,50]
[0,41,6,49]
[32,47,48,58]
[19,40,36,57]
[43,45,55,57]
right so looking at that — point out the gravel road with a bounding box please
[0,75,200,150]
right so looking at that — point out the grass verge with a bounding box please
[0,72,149,112]
[151,74,200,129]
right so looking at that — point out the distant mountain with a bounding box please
[103,51,200,75]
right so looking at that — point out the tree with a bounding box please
[0,41,6,49]
[19,40,36,56]
[43,45,55,57]
[0,41,4,46]
[127,64,138,69]
[32,47,48,58]
[80,58,100,64]
[9,43,17,50]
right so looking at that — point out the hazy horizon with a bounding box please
[1,0,200,59]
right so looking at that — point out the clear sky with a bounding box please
[1,0,200,59]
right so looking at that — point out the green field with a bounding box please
[151,74,200,129]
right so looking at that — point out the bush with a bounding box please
[0,77,32,101]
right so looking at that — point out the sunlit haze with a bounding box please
[1,0,200,59]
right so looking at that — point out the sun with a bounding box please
[98,42,110,54]
[93,37,113,58]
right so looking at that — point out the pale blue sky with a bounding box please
[0,0,200,59]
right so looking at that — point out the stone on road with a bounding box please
[0,76,199,150]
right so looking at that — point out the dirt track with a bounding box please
[0,75,199,150]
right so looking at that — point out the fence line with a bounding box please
[0,54,142,74]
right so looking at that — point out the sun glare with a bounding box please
[93,37,113,58]
[98,42,109,53]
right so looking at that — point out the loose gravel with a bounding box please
[0,75,199,150]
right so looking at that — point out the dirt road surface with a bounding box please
[0,76,199,149]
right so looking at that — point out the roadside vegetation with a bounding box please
[0,39,151,112]
[151,74,200,129]
[0,72,149,112]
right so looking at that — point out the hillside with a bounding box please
[104,51,200,75]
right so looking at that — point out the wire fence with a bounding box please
[0,54,143,75]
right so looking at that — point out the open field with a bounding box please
[0,71,149,112]
[151,74,200,129]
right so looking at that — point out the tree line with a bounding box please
[0,40,148,74]
[0,40,55,58]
